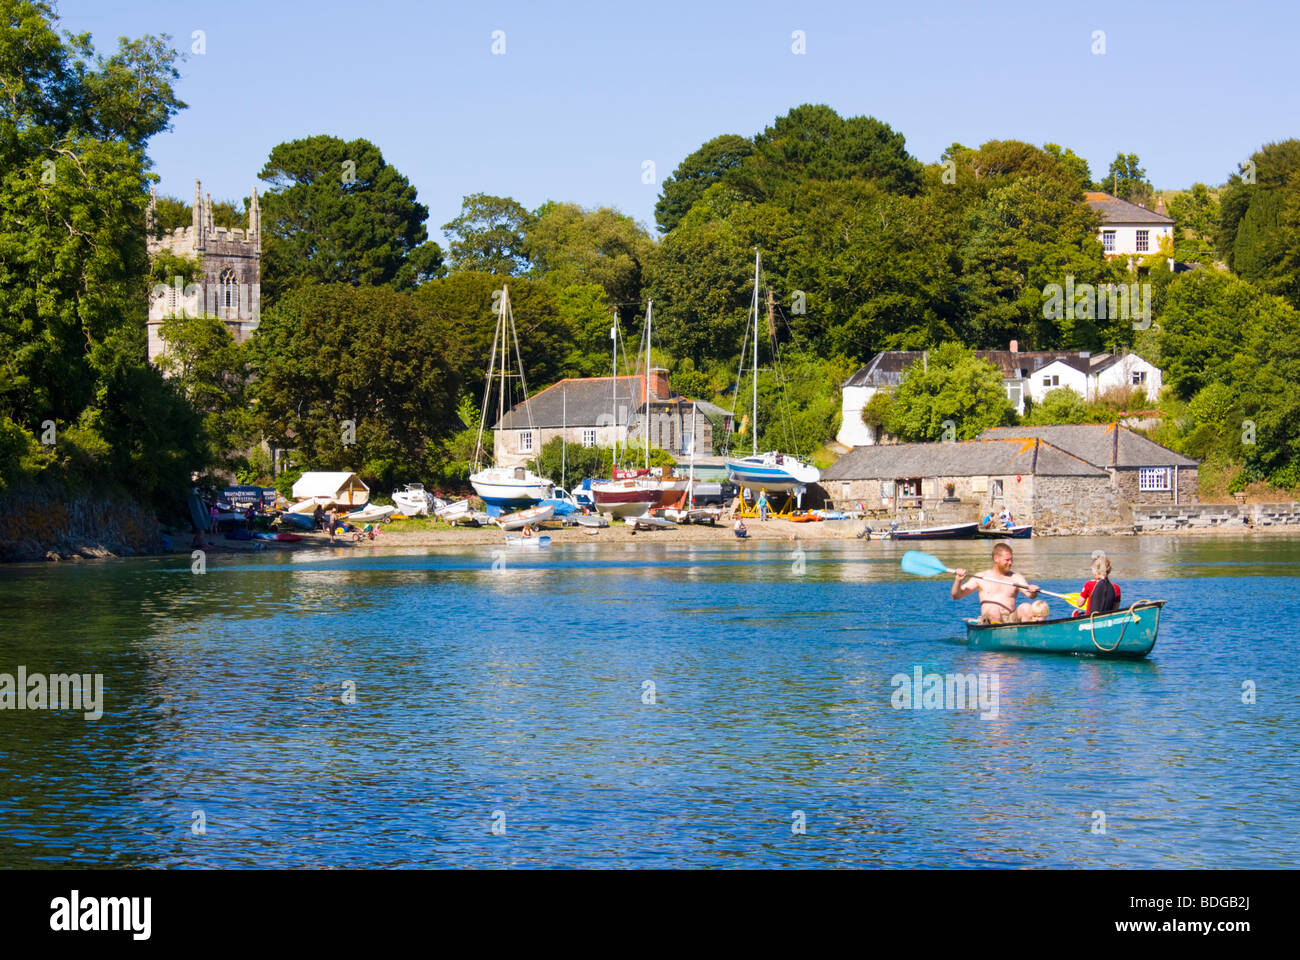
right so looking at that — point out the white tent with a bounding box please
[290,472,370,507]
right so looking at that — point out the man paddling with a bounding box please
[951,542,1040,623]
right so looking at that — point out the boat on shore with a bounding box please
[347,504,396,523]
[435,498,472,521]
[592,472,660,518]
[965,601,1164,658]
[391,483,436,517]
[889,522,979,540]
[496,504,555,531]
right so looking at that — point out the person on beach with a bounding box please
[733,517,748,538]
[313,504,326,531]
[951,542,1041,623]
[998,506,1015,528]
[758,491,769,521]
[1073,550,1121,616]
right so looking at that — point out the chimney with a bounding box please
[649,367,670,401]
[1155,195,1168,217]
[1009,340,1019,353]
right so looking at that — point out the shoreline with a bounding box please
[21,514,1300,564]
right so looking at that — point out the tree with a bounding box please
[258,135,437,302]
[251,284,463,489]
[728,104,923,202]
[0,3,199,503]
[157,315,254,472]
[655,134,755,234]
[442,193,531,275]
[1104,153,1154,206]
[525,202,654,312]
[884,343,1015,441]
[1166,183,1220,263]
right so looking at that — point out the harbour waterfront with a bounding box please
[1,535,1297,868]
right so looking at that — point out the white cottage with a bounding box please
[1029,352,1162,405]
[1085,191,1175,267]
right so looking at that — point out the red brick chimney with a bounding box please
[648,367,670,400]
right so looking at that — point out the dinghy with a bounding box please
[505,534,552,548]
[391,483,436,517]
[965,603,1163,658]
[496,503,555,531]
[347,504,396,523]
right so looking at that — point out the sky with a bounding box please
[57,0,1300,241]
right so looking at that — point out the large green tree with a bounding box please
[441,193,531,275]
[525,201,654,313]
[884,343,1015,441]
[257,135,443,303]
[654,133,755,234]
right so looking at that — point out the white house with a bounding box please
[1030,353,1162,405]
[1084,191,1175,267]
[838,345,1164,447]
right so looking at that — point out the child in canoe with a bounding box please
[1072,550,1121,616]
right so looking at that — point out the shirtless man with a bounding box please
[951,542,1040,623]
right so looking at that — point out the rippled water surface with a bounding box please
[1,535,1297,868]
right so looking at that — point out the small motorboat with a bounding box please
[505,534,552,548]
[965,602,1164,658]
[661,506,720,525]
[888,522,979,540]
[979,524,1032,539]
[278,512,316,531]
[391,483,436,517]
[496,504,555,531]
[435,499,471,521]
[630,514,675,530]
[347,504,397,523]
[574,514,609,528]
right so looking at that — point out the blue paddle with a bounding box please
[900,550,1084,607]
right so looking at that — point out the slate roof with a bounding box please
[843,350,1149,387]
[1084,191,1175,225]
[821,438,1108,480]
[977,425,1198,468]
[496,377,642,430]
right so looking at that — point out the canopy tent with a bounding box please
[290,472,370,507]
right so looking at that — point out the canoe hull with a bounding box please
[979,525,1032,539]
[965,601,1164,658]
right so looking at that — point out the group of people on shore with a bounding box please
[952,544,1120,624]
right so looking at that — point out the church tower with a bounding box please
[146,179,262,363]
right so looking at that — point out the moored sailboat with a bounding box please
[724,250,820,501]
[469,285,554,510]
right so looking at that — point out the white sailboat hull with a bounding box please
[470,468,553,508]
[726,452,820,492]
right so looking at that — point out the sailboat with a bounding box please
[725,250,820,498]
[469,285,555,510]
[663,400,721,524]
[591,308,661,519]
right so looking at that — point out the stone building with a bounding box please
[145,179,261,362]
[820,424,1199,535]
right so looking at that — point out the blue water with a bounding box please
[1,535,1297,868]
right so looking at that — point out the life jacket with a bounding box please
[1089,577,1118,613]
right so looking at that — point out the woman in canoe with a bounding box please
[1072,550,1121,616]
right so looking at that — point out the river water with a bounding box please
[1,535,1296,868]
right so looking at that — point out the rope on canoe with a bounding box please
[1087,600,1149,653]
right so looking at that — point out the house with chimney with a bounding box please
[491,369,716,468]
[837,344,1163,447]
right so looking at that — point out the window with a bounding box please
[219,268,238,312]
[1102,230,1116,252]
[1043,375,1059,387]
[581,428,596,448]
[898,478,922,498]
[992,479,1004,499]
[1132,371,1147,384]
[1139,467,1171,492]
[1135,230,1149,253]
[519,431,533,453]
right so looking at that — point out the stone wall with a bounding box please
[1112,466,1198,505]
[1031,474,1127,535]
[1252,502,1300,526]
[1128,501,1299,531]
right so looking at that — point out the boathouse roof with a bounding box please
[822,438,1108,480]
[977,424,1199,468]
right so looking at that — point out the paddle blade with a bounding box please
[1061,592,1085,609]
[900,550,950,578]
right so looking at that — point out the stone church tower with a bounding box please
[146,179,261,362]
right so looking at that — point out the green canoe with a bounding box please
[964,601,1165,658]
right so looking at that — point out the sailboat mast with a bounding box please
[751,250,760,457]
[562,386,567,491]
[611,316,618,471]
[497,285,508,464]
[644,300,652,469]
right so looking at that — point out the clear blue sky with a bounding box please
[58,0,1300,239]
